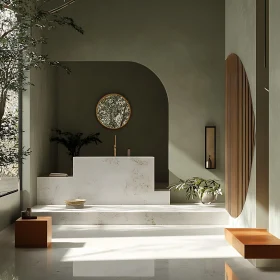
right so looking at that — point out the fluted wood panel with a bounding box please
[225,54,255,218]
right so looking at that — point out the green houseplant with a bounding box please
[168,177,222,204]
[50,130,102,174]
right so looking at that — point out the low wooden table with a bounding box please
[225,228,280,259]
[15,216,52,248]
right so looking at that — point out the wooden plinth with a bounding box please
[225,228,280,259]
[15,216,52,248]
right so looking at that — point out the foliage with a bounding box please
[0,0,82,172]
[50,129,102,159]
[0,0,83,126]
[0,94,30,176]
[168,177,222,200]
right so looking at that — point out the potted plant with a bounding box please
[168,177,222,204]
[50,129,102,174]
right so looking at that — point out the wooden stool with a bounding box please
[15,216,52,248]
[225,228,280,259]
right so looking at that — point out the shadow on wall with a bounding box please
[20,190,30,210]
[53,61,169,186]
[0,191,20,232]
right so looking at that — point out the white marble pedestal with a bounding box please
[37,157,170,205]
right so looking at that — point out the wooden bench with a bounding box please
[225,228,280,259]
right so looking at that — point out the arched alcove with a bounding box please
[54,61,169,186]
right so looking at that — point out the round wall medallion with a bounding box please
[96,93,131,129]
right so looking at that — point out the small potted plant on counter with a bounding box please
[168,177,222,204]
[50,129,102,175]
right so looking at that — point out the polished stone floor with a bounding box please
[1,225,280,279]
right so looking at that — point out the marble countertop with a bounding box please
[73,156,155,158]
[33,204,226,213]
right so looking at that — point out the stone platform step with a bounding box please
[32,203,229,225]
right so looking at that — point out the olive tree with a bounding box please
[0,0,82,173]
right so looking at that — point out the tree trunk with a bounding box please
[0,93,7,127]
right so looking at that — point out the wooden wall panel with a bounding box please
[225,54,255,218]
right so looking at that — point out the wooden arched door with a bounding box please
[225,53,255,218]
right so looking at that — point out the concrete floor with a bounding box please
[1,225,280,279]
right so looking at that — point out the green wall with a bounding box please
[43,0,225,203]
[55,61,169,185]
[22,65,57,208]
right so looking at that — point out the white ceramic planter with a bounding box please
[201,192,217,204]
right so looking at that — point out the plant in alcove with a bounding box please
[168,177,222,204]
[50,129,102,162]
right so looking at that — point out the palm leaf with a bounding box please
[50,129,102,158]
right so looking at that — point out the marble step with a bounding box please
[37,181,170,205]
[52,224,228,237]
[32,204,229,225]
[38,157,171,205]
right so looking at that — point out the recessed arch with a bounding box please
[55,61,169,185]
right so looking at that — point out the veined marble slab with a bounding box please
[37,157,170,205]
[32,204,229,225]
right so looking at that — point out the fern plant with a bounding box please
[50,129,102,159]
[168,177,222,201]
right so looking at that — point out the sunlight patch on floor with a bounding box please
[59,235,240,262]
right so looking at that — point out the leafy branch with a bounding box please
[169,177,222,200]
[0,107,31,176]
[50,129,102,159]
[0,0,83,127]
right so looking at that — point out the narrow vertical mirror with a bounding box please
[205,126,216,169]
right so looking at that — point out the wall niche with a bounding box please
[54,61,169,186]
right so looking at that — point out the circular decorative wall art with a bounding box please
[96,93,131,129]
